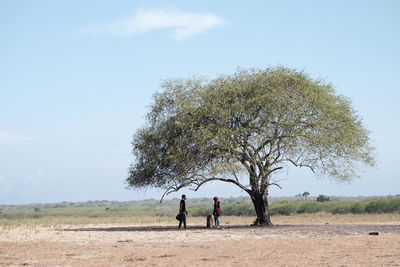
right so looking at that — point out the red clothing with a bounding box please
[213,200,221,216]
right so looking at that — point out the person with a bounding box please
[213,196,221,228]
[178,194,187,228]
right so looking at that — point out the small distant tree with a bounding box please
[302,192,310,201]
[317,195,330,202]
[127,67,375,225]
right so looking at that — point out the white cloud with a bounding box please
[84,8,226,40]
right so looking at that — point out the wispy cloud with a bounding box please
[84,8,226,40]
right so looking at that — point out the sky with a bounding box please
[0,0,399,204]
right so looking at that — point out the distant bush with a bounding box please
[190,202,256,216]
[350,203,365,214]
[365,199,400,213]
[270,198,400,216]
[190,205,213,216]
[332,204,352,214]
[297,202,323,214]
[223,202,255,216]
[270,203,297,215]
[0,197,399,222]
[387,198,400,212]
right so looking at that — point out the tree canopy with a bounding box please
[127,67,375,224]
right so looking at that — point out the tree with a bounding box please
[127,67,375,225]
[317,195,330,202]
[302,191,310,201]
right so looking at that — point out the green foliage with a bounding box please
[190,202,256,216]
[127,66,375,199]
[270,202,298,216]
[0,197,399,225]
[297,202,324,214]
[268,198,400,216]
[189,205,213,216]
[221,202,256,216]
[332,204,352,214]
[302,192,310,200]
[317,195,330,202]
[188,197,400,216]
[349,203,365,214]
[365,199,400,213]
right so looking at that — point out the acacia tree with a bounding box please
[127,67,375,225]
[302,192,310,201]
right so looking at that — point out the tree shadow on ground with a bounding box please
[60,224,259,232]
[59,224,400,235]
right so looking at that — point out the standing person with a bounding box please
[213,196,221,228]
[178,194,187,228]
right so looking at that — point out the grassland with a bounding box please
[1,196,399,228]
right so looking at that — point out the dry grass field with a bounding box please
[1,214,399,266]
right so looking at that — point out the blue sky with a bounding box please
[1,0,399,204]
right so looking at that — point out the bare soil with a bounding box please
[1,216,399,266]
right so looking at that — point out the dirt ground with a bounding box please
[1,216,399,266]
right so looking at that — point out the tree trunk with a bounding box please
[250,191,273,226]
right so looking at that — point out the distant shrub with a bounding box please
[191,202,256,216]
[365,199,400,213]
[386,198,400,212]
[332,204,352,214]
[365,200,387,213]
[271,203,297,215]
[223,202,255,216]
[297,202,322,214]
[1,197,399,224]
[190,205,213,216]
[350,203,365,214]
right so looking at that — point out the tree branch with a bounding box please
[193,175,251,194]
[267,166,284,175]
[268,182,282,189]
[284,158,315,173]
[160,184,186,203]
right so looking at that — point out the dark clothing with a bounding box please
[213,200,221,216]
[178,213,186,228]
[180,199,186,214]
[179,199,187,228]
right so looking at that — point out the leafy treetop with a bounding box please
[127,67,375,200]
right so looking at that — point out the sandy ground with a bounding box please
[1,217,399,266]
